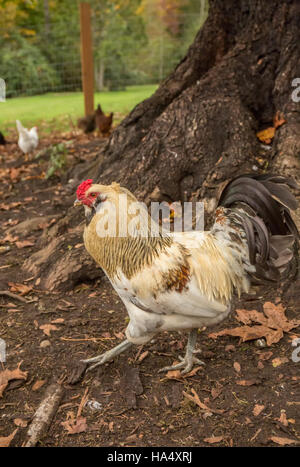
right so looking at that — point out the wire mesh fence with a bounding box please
[0,2,208,99]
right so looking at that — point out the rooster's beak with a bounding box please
[74,199,82,207]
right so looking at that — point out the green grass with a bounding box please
[0,84,157,133]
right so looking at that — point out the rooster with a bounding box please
[95,104,113,136]
[16,120,38,155]
[74,175,299,374]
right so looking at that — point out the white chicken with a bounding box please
[74,175,299,374]
[16,120,38,155]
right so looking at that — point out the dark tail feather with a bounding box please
[219,173,299,282]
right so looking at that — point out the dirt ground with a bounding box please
[0,132,299,447]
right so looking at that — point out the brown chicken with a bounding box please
[95,104,113,135]
[77,114,96,134]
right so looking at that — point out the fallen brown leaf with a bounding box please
[0,429,18,447]
[235,308,254,325]
[138,351,149,363]
[32,380,46,391]
[16,240,35,249]
[88,292,98,298]
[0,202,22,211]
[39,324,60,337]
[233,362,241,373]
[269,436,297,446]
[108,421,114,432]
[278,410,288,427]
[0,363,28,397]
[183,388,224,414]
[9,168,21,182]
[204,436,223,444]
[258,351,273,360]
[273,111,286,129]
[14,418,28,428]
[253,404,265,416]
[263,302,299,332]
[61,416,87,435]
[166,369,182,380]
[236,379,258,386]
[209,302,300,346]
[8,282,33,296]
[166,365,203,380]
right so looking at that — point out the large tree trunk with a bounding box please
[25,0,300,291]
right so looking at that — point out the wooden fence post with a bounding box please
[80,2,94,116]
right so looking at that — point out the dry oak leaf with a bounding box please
[263,302,299,332]
[209,324,272,343]
[61,416,87,435]
[269,436,297,446]
[0,363,28,397]
[0,429,18,447]
[204,436,223,444]
[8,282,33,296]
[39,324,60,337]
[209,302,300,346]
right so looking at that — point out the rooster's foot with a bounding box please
[158,352,205,375]
[159,328,204,375]
[82,339,132,372]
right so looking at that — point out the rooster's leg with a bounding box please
[159,329,205,374]
[82,339,132,372]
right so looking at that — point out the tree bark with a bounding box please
[25,0,300,291]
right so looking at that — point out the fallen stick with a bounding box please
[24,382,64,447]
[0,291,28,303]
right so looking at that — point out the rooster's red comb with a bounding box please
[76,179,93,199]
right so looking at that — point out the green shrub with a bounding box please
[0,34,60,97]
